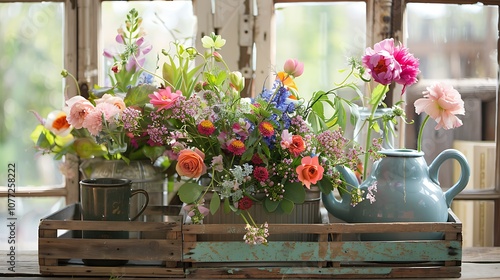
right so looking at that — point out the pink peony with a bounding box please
[82,108,103,136]
[414,82,464,130]
[95,102,121,122]
[65,96,94,129]
[393,44,420,94]
[148,87,182,111]
[81,103,121,136]
[362,39,401,86]
[283,58,304,77]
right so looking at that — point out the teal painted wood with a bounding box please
[183,240,461,262]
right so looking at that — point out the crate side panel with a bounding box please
[39,238,182,261]
[184,241,327,262]
[184,240,461,263]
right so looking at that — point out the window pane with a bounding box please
[100,1,197,86]
[275,2,367,100]
[0,2,65,187]
[406,3,498,79]
[0,197,65,250]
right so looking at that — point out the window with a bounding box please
[403,1,498,247]
[0,1,68,250]
[275,2,367,100]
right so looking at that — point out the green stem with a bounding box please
[65,72,82,96]
[417,115,430,152]
[362,84,388,180]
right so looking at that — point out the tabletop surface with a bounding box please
[1,247,500,279]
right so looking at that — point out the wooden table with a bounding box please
[1,247,500,279]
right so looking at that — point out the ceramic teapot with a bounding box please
[322,149,470,240]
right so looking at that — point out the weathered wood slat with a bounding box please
[183,241,461,263]
[184,266,461,279]
[39,219,181,231]
[183,221,461,235]
[39,238,181,261]
[40,265,185,277]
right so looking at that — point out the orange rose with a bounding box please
[296,156,324,189]
[176,148,207,178]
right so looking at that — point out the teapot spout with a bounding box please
[321,166,360,222]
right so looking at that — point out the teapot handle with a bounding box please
[428,149,470,207]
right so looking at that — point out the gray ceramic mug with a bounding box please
[80,178,149,224]
[80,178,149,266]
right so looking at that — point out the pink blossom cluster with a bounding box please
[65,94,125,136]
[362,38,420,94]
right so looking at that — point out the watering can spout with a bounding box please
[321,166,359,222]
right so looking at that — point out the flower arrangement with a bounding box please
[31,8,157,163]
[30,9,465,245]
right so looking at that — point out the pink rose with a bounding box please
[65,96,94,129]
[414,82,464,130]
[176,148,207,178]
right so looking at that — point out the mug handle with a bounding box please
[130,189,149,221]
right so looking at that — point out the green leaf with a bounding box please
[264,198,280,213]
[260,139,271,158]
[209,192,220,214]
[241,146,255,163]
[280,199,295,214]
[283,182,306,203]
[371,121,381,133]
[142,146,166,162]
[31,126,52,149]
[318,176,334,194]
[178,182,204,204]
[224,198,232,213]
[124,84,157,107]
[370,84,389,106]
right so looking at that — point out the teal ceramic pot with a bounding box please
[322,149,470,240]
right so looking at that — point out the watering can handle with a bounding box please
[428,149,470,207]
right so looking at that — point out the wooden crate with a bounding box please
[38,203,184,278]
[182,209,462,279]
[39,204,462,279]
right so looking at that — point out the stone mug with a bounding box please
[80,178,149,266]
